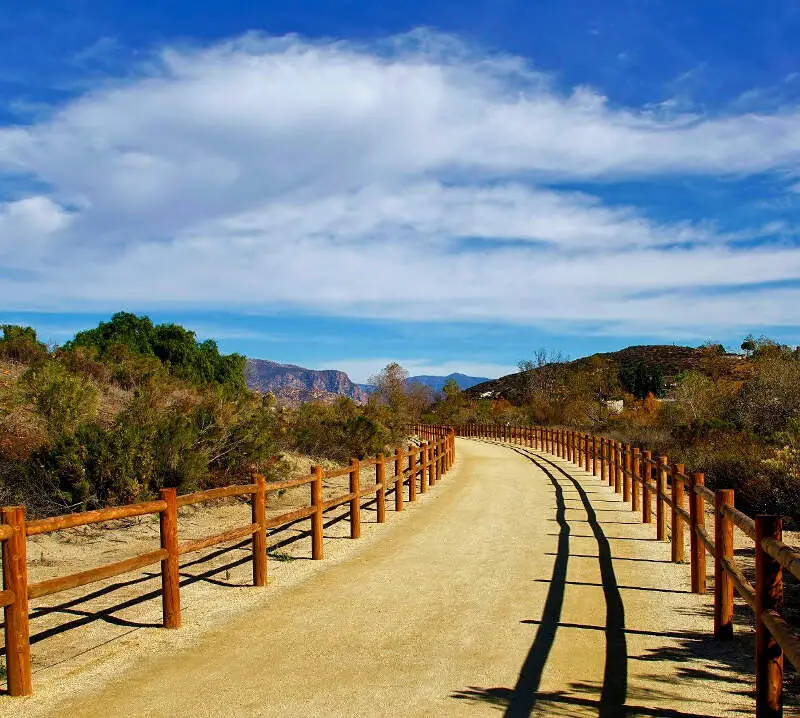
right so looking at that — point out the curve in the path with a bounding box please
[12,439,753,718]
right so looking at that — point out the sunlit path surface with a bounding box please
[11,440,753,717]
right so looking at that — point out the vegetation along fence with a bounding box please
[458,422,800,718]
[0,426,455,697]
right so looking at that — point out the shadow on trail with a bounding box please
[450,685,743,717]
[536,451,628,716]
[499,451,571,716]
[451,444,628,717]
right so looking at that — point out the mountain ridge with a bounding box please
[465,344,749,403]
[407,372,490,393]
[245,358,368,405]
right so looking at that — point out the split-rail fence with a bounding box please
[460,422,799,718]
[0,426,455,697]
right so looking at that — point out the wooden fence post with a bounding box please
[623,445,632,503]
[159,487,181,629]
[756,515,783,717]
[419,443,428,494]
[714,489,734,640]
[311,466,324,559]
[428,443,435,487]
[376,454,386,522]
[584,434,590,472]
[436,440,443,481]
[632,448,641,513]
[609,440,615,487]
[599,437,606,483]
[2,506,32,696]
[689,472,707,594]
[394,448,403,512]
[643,451,653,523]
[657,456,668,541]
[671,464,685,563]
[252,474,267,587]
[449,430,455,470]
[614,442,622,494]
[350,459,361,538]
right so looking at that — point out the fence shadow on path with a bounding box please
[1,502,364,657]
[451,448,628,717]
[450,445,754,718]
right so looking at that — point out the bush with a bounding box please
[22,362,99,435]
[65,312,246,393]
[290,398,390,462]
[0,325,48,364]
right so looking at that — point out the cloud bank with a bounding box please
[1,30,799,334]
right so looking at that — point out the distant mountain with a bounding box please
[407,373,491,393]
[465,345,748,403]
[245,359,368,406]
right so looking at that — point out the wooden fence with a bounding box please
[458,423,799,717]
[0,427,455,697]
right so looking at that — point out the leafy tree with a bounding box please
[0,325,48,364]
[65,312,246,392]
[366,362,411,443]
[619,361,663,399]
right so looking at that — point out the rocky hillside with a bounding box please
[465,344,749,404]
[408,372,490,393]
[245,359,368,405]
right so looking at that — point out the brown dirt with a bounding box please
[1,440,763,715]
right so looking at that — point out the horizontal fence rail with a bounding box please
[457,422,799,717]
[1,427,456,697]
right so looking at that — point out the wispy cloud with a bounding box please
[0,30,799,336]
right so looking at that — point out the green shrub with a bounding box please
[65,312,246,393]
[22,362,99,435]
[0,325,48,364]
[290,398,390,462]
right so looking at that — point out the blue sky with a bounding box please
[2,1,800,382]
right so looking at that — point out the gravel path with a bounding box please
[4,439,754,716]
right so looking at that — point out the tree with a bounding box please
[65,312,246,392]
[620,361,663,399]
[366,362,411,443]
[671,371,717,423]
[0,325,48,364]
[433,378,465,424]
[517,349,567,401]
[368,362,408,412]
[405,381,435,423]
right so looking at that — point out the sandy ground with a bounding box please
[1,439,767,716]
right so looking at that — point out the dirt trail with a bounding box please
[5,440,754,716]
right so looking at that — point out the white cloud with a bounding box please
[0,196,73,263]
[0,30,799,336]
